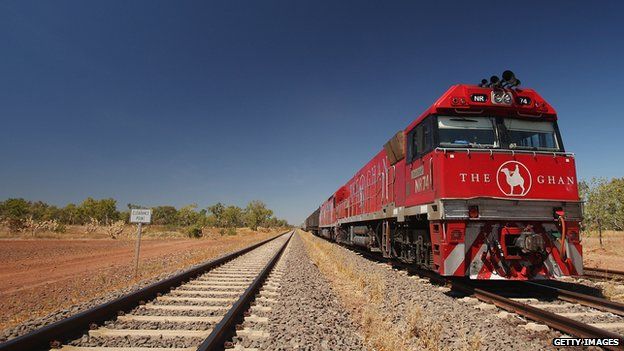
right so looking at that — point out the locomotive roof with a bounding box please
[406,84,557,133]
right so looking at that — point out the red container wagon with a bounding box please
[313,71,582,280]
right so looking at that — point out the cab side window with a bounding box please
[407,117,433,163]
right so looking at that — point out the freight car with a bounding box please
[303,207,320,234]
[306,71,582,280]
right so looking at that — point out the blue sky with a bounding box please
[1,1,622,224]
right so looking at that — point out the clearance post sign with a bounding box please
[130,209,152,276]
[130,209,152,224]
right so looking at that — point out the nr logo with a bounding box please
[497,161,532,196]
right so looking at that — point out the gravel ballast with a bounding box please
[299,231,560,351]
[66,235,291,349]
[255,233,366,350]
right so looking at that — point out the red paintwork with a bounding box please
[317,83,581,280]
[422,151,579,201]
[406,85,557,133]
[320,84,578,227]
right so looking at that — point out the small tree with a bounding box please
[604,178,624,231]
[0,198,30,232]
[208,202,226,227]
[79,198,119,225]
[581,178,618,247]
[244,200,273,231]
[177,204,201,226]
[152,206,178,225]
[222,205,244,228]
[60,203,80,225]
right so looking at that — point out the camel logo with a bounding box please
[496,161,532,196]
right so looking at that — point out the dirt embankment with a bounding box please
[0,229,281,332]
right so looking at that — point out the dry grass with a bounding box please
[0,224,286,240]
[462,333,483,351]
[298,230,472,351]
[405,306,451,351]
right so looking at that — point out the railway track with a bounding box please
[0,231,293,351]
[335,240,624,350]
[584,267,624,282]
[454,280,624,350]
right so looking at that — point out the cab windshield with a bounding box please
[435,116,562,152]
[438,116,497,148]
[504,119,559,151]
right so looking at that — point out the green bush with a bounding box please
[186,225,203,238]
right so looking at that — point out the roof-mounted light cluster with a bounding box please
[436,74,556,116]
[479,70,521,89]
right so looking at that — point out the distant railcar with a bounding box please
[305,71,582,280]
[303,208,320,235]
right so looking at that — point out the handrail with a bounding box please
[435,147,574,157]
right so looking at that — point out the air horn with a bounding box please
[501,70,520,88]
[478,70,521,88]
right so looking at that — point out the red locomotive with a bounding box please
[304,71,583,280]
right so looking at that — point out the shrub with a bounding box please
[53,223,66,233]
[186,225,203,238]
[0,198,30,232]
[5,218,26,232]
[20,217,48,237]
[84,217,100,234]
[45,219,65,233]
[105,220,126,239]
[219,227,237,236]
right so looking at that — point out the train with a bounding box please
[304,71,583,280]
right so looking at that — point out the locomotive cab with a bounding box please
[311,71,583,281]
[401,80,582,280]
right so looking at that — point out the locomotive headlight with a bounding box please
[491,91,512,105]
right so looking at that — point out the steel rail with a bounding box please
[197,231,293,351]
[584,267,624,281]
[450,280,624,351]
[525,281,624,316]
[0,231,289,351]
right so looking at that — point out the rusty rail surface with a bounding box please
[526,281,624,316]
[0,231,290,351]
[584,267,624,281]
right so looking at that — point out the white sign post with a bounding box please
[130,209,152,278]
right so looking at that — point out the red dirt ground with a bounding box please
[0,230,278,331]
[582,230,624,270]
